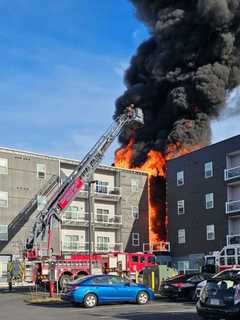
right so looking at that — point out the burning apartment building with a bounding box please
[114,0,240,250]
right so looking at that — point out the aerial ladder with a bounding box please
[25,105,144,258]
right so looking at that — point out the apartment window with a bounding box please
[131,179,139,192]
[178,261,189,272]
[178,229,186,244]
[64,235,79,250]
[96,181,109,193]
[177,200,185,215]
[205,193,214,209]
[37,164,46,179]
[96,208,109,222]
[65,205,79,220]
[0,225,8,241]
[132,206,139,219]
[204,161,213,178]
[207,225,215,241]
[97,236,110,251]
[0,191,8,208]
[0,158,8,175]
[177,171,184,186]
[132,233,140,246]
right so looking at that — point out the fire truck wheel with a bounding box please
[136,291,149,305]
[83,293,98,308]
[59,273,72,290]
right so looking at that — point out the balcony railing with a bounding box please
[62,241,123,253]
[62,241,90,252]
[94,186,121,198]
[62,212,90,225]
[95,242,123,253]
[143,241,171,253]
[95,214,122,225]
[225,200,240,214]
[225,165,240,181]
[227,234,240,246]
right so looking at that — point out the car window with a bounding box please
[140,256,145,263]
[90,276,110,285]
[148,256,155,264]
[108,276,125,284]
[131,256,138,263]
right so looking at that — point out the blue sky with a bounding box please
[0,0,239,164]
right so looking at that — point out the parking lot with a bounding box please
[0,288,200,320]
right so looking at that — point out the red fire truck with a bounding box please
[25,252,158,289]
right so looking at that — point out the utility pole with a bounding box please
[88,180,96,274]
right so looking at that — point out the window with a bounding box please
[207,225,215,240]
[205,193,214,209]
[0,191,8,208]
[131,255,139,263]
[96,208,109,222]
[131,179,139,192]
[37,164,46,179]
[65,205,79,220]
[132,206,139,219]
[177,200,185,215]
[140,256,145,263]
[177,261,189,272]
[177,171,184,186]
[0,158,8,175]
[91,276,110,284]
[97,236,110,251]
[64,235,79,250]
[205,161,213,178]
[96,181,109,193]
[0,225,8,241]
[178,229,186,244]
[132,233,140,246]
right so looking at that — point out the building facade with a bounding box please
[0,146,149,259]
[167,135,240,272]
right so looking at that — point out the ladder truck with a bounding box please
[22,105,149,292]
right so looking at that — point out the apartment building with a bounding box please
[0,146,149,259]
[166,135,240,272]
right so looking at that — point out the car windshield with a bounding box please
[206,280,236,298]
[69,276,93,285]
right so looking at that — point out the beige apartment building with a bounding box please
[0,146,149,261]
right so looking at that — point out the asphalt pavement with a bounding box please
[0,288,201,320]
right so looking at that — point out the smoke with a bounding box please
[114,0,240,165]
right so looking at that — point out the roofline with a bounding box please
[0,145,148,176]
[167,134,240,163]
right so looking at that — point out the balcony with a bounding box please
[225,200,240,214]
[94,214,122,225]
[62,241,90,252]
[95,242,123,253]
[94,186,121,200]
[143,241,171,253]
[62,212,89,225]
[61,241,123,253]
[227,234,240,246]
[225,165,240,181]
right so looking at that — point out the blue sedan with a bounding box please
[61,275,155,308]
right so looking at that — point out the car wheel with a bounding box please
[136,291,149,305]
[83,293,97,308]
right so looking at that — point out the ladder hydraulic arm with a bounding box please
[26,105,144,252]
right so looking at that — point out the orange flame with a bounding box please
[115,139,201,246]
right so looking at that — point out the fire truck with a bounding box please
[9,105,168,289]
[204,243,240,274]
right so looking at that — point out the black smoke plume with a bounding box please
[114,0,240,165]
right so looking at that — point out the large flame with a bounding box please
[115,138,200,245]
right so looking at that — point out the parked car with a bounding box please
[196,275,240,319]
[159,273,211,301]
[61,274,155,308]
[195,268,240,300]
